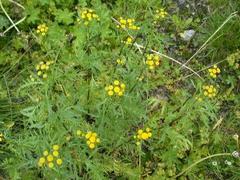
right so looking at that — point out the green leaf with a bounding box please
[0,15,10,30]
[54,8,74,25]
[25,6,41,24]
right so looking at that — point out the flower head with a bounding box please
[105,80,126,97]
[145,54,161,70]
[116,17,140,30]
[203,85,217,98]
[155,9,168,18]
[38,145,63,168]
[77,8,100,25]
[116,58,125,65]
[36,24,48,36]
[123,36,133,45]
[208,65,221,78]
[35,60,54,80]
[134,127,152,145]
[85,131,100,149]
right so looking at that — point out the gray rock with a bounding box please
[178,0,186,5]
[180,29,196,41]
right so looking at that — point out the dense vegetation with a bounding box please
[0,0,240,179]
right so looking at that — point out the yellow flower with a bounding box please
[114,80,120,85]
[145,54,161,70]
[154,9,168,22]
[203,85,217,98]
[141,132,149,140]
[39,157,45,164]
[79,8,100,24]
[48,162,54,168]
[42,74,48,79]
[89,143,95,149]
[117,17,140,30]
[148,132,152,137]
[53,151,59,157]
[118,91,123,96]
[85,131,92,139]
[114,86,120,93]
[77,130,82,136]
[106,80,126,97]
[84,131,100,149]
[120,83,126,89]
[89,136,96,143]
[138,129,143,134]
[208,65,220,78]
[56,158,63,165]
[47,154,54,162]
[107,90,113,96]
[36,23,48,36]
[43,150,48,156]
[135,127,152,142]
[37,71,42,76]
[125,37,133,45]
[53,145,59,151]
[146,128,151,132]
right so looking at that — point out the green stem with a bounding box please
[174,153,232,178]
[138,144,142,179]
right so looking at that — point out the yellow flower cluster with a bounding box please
[195,97,203,102]
[208,65,221,78]
[38,145,63,168]
[77,9,100,26]
[117,17,140,30]
[137,75,144,81]
[36,24,48,36]
[85,131,100,149]
[35,61,54,79]
[155,9,168,19]
[134,128,152,145]
[146,54,161,70]
[30,75,35,82]
[203,85,217,98]
[105,80,126,96]
[123,36,133,45]
[116,58,125,65]
[0,133,4,142]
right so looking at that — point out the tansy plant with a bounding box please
[203,85,217,98]
[116,17,140,30]
[36,24,48,36]
[77,8,100,26]
[123,36,134,45]
[116,58,125,65]
[145,54,161,70]
[38,145,63,168]
[85,131,100,149]
[134,128,152,145]
[33,60,54,80]
[76,130,100,149]
[208,65,221,78]
[105,80,126,96]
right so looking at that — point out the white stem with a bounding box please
[180,12,238,68]
[111,17,202,79]
[0,0,20,32]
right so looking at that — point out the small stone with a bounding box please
[180,30,196,41]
